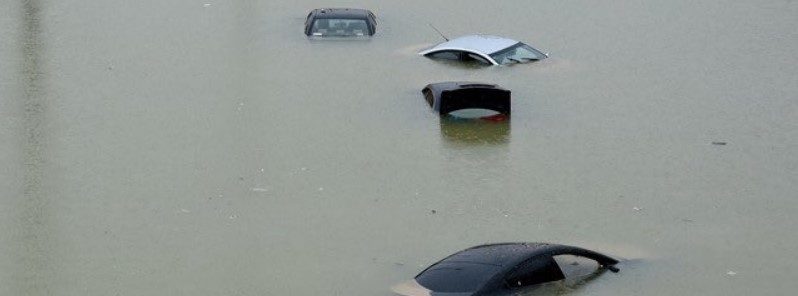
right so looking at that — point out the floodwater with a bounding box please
[1,0,797,295]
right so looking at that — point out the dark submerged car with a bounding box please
[392,243,620,296]
[423,82,511,119]
[304,8,377,37]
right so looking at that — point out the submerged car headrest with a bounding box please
[422,82,511,115]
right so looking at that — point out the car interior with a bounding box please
[312,19,369,36]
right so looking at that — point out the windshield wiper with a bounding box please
[507,57,523,64]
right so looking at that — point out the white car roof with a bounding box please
[420,35,519,55]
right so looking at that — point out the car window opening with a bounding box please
[464,53,491,65]
[311,19,369,36]
[489,42,547,65]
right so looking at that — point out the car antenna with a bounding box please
[428,23,449,41]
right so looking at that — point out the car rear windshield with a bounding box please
[489,42,547,65]
[416,262,500,293]
[311,18,369,36]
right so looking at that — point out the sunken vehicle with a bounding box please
[392,243,619,296]
[423,82,511,116]
[419,35,547,66]
[304,8,377,37]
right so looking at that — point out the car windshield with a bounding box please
[310,18,369,36]
[416,263,500,293]
[489,42,547,65]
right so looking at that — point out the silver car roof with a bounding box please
[419,35,519,56]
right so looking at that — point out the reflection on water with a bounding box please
[426,58,490,70]
[440,116,510,147]
[512,282,584,296]
[514,271,610,296]
[18,0,51,295]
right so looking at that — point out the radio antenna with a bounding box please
[428,23,449,41]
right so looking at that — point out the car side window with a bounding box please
[464,53,491,65]
[504,257,565,288]
[427,51,461,60]
[553,254,601,286]
[422,89,434,106]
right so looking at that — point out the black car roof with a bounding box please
[415,243,619,295]
[310,8,373,19]
[446,243,619,267]
[435,243,556,267]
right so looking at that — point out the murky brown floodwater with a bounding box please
[2,0,797,295]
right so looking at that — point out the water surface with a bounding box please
[1,0,797,295]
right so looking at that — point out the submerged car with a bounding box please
[392,243,619,296]
[419,35,547,65]
[304,8,377,37]
[422,82,510,118]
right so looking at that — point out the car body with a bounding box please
[304,8,377,37]
[422,82,511,117]
[392,243,619,296]
[419,35,547,65]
